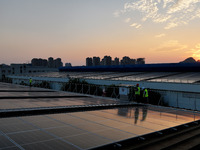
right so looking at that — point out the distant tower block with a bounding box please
[86,57,93,66]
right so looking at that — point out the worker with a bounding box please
[143,88,149,103]
[135,84,141,102]
[29,78,32,87]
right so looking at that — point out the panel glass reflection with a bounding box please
[0,106,199,149]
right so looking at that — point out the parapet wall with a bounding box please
[8,75,200,111]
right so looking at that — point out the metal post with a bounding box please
[86,85,89,94]
[95,85,98,96]
[111,87,114,98]
[69,83,71,91]
[176,92,179,108]
[75,84,77,92]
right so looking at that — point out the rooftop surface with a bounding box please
[0,82,200,149]
[12,71,200,84]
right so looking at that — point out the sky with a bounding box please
[1,0,200,66]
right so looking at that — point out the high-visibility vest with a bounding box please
[29,79,32,83]
[143,89,148,97]
[135,87,140,95]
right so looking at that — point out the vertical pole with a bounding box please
[176,92,179,108]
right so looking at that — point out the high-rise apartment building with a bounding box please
[85,56,145,66]
[65,63,72,67]
[101,56,112,66]
[93,57,100,66]
[31,57,63,68]
[31,58,48,67]
[48,57,54,68]
[137,58,145,64]
[121,56,131,65]
[130,59,136,65]
[54,58,63,68]
[112,57,119,65]
[86,57,93,66]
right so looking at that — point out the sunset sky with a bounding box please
[1,0,200,66]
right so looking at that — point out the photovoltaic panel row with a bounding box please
[83,72,143,80]
[149,72,200,83]
[0,83,120,111]
[0,106,199,150]
[111,72,180,81]
[12,72,200,84]
[0,83,52,91]
[0,91,80,98]
[21,72,116,79]
[0,97,120,111]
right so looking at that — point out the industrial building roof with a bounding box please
[13,71,200,84]
[0,82,200,149]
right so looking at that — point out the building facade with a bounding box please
[86,56,145,66]
[93,57,100,66]
[137,58,145,64]
[86,57,93,66]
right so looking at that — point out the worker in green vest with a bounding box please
[29,78,32,87]
[135,84,141,102]
[143,88,149,103]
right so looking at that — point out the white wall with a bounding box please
[8,75,200,110]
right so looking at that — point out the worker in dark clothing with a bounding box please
[135,84,141,102]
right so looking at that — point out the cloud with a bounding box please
[164,22,178,29]
[130,23,141,28]
[113,11,121,18]
[167,0,199,14]
[124,18,131,23]
[152,40,188,51]
[116,0,200,29]
[155,33,166,38]
[196,44,200,48]
[190,43,200,59]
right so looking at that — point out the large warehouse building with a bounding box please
[8,63,200,111]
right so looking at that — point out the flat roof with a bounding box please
[0,82,200,149]
[0,106,199,149]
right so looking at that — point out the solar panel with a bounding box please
[0,106,199,149]
[14,71,200,84]
[0,96,121,111]
[1,83,200,149]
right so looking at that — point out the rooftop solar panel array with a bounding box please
[12,71,200,83]
[111,72,178,81]
[0,106,200,150]
[149,72,200,83]
[0,83,52,91]
[0,83,200,149]
[0,97,121,111]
